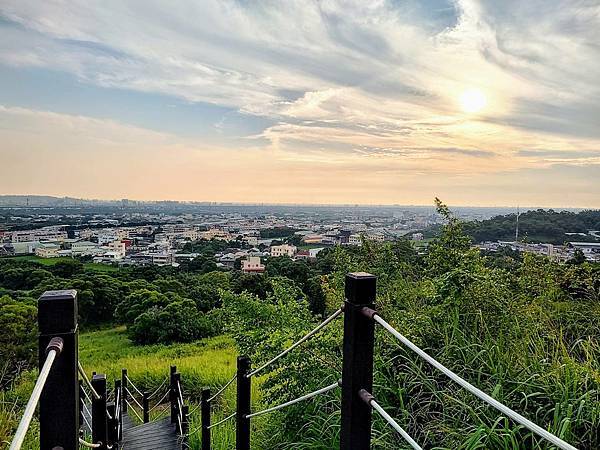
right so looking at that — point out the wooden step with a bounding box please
[120,416,182,450]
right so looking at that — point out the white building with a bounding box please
[349,234,362,246]
[270,244,297,257]
[242,256,265,273]
[35,243,60,258]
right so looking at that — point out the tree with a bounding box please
[569,248,586,265]
[0,295,37,371]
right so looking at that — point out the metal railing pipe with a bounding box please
[9,338,63,450]
[369,312,578,450]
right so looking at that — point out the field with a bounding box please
[2,328,267,450]
[3,255,118,272]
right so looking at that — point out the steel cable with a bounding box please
[148,389,171,412]
[359,389,422,450]
[125,399,143,422]
[124,375,144,397]
[148,378,169,400]
[207,374,237,403]
[10,341,62,450]
[247,308,343,378]
[207,412,236,429]
[78,362,101,401]
[369,311,578,450]
[245,380,340,419]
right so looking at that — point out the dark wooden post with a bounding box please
[236,356,251,450]
[115,379,123,441]
[143,391,150,423]
[121,368,128,413]
[91,374,108,450]
[38,290,79,450]
[201,388,211,450]
[340,272,376,450]
[170,365,177,423]
[107,401,117,446]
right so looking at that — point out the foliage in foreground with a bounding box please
[224,201,600,449]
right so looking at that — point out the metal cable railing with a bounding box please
[147,377,169,400]
[207,374,236,403]
[124,387,143,410]
[359,389,422,450]
[79,437,102,448]
[78,362,101,401]
[245,380,341,419]
[126,399,143,422]
[247,308,343,378]
[148,389,171,412]
[9,338,63,450]
[207,411,236,430]
[364,308,578,450]
[81,385,93,404]
[124,375,144,397]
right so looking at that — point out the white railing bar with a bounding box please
[81,385,92,404]
[245,380,340,419]
[125,375,144,397]
[78,362,101,401]
[148,378,169,400]
[247,308,343,378]
[10,341,61,450]
[126,399,143,422]
[79,437,102,448]
[359,389,422,450]
[124,387,143,409]
[207,412,236,429]
[207,374,237,402]
[82,413,92,433]
[149,390,171,412]
[371,312,578,450]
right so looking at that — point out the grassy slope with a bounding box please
[4,255,118,272]
[3,328,266,450]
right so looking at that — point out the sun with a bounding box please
[459,88,487,113]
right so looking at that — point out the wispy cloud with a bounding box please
[0,1,599,205]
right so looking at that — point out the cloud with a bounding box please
[0,1,599,204]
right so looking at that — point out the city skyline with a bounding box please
[1,1,599,207]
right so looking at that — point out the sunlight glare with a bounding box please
[459,88,487,113]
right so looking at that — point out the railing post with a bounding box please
[107,401,116,446]
[121,368,128,413]
[115,379,123,441]
[91,374,108,450]
[38,290,79,450]
[143,391,150,423]
[201,388,211,450]
[340,272,376,450]
[170,365,177,423]
[236,356,251,450]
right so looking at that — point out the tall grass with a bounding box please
[1,327,268,450]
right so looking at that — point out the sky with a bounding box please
[0,0,599,207]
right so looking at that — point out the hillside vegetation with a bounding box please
[463,209,600,244]
[1,201,599,449]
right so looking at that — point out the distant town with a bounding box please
[0,196,598,267]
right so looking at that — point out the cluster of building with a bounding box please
[477,241,600,262]
[2,208,598,268]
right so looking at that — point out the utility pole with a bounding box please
[515,206,520,242]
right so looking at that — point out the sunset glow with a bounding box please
[0,1,599,207]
